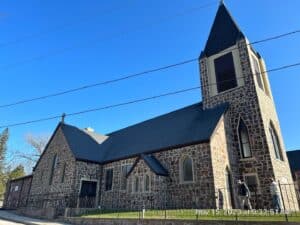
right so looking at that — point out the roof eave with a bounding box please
[101,139,210,165]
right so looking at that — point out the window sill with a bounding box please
[180,181,195,185]
[274,158,284,163]
[239,157,255,162]
[210,85,243,98]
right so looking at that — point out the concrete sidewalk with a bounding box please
[0,210,71,225]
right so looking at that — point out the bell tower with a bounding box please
[199,2,298,209]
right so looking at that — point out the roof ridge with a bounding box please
[106,102,202,136]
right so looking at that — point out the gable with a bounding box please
[39,102,228,165]
[61,124,103,163]
[33,124,75,171]
[127,154,168,177]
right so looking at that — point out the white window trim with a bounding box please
[207,44,244,97]
[269,122,284,161]
[179,155,195,184]
[120,164,132,191]
[250,52,265,92]
[236,117,253,159]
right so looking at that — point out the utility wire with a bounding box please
[0,1,217,71]
[1,60,300,129]
[202,61,300,88]
[0,58,197,108]
[0,86,200,129]
[0,29,299,109]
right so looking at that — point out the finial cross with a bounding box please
[61,113,66,123]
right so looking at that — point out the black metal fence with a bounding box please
[21,182,300,220]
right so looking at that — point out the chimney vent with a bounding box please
[84,127,94,132]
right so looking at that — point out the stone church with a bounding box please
[4,2,298,215]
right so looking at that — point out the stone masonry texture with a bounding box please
[199,38,298,210]
[4,16,299,219]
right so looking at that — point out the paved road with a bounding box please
[0,210,70,225]
[0,218,24,224]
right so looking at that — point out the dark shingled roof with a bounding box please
[59,102,228,164]
[287,150,300,172]
[141,154,168,176]
[61,123,102,163]
[202,2,244,57]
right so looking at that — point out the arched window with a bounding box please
[238,120,252,158]
[144,175,150,192]
[49,154,58,185]
[182,156,193,182]
[251,55,264,91]
[134,176,139,192]
[269,123,283,161]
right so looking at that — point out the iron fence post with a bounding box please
[285,213,289,222]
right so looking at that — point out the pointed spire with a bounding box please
[202,2,245,57]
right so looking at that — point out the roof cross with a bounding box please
[61,113,66,124]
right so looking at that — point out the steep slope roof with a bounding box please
[287,150,300,172]
[141,154,169,176]
[98,102,228,163]
[61,124,104,163]
[203,2,245,57]
[54,102,228,164]
[126,154,169,177]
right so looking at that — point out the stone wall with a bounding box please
[128,158,168,210]
[156,143,215,209]
[210,116,233,209]
[255,62,298,210]
[18,206,56,220]
[199,38,298,210]
[28,126,77,214]
[99,143,216,210]
[74,160,102,207]
[100,157,137,209]
[100,157,169,210]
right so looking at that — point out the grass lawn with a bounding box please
[80,209,300,222]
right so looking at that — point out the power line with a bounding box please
[0,86,200,129]
[0,1,217,71]
[0,29,300,109]
[251,30,300,45]
[202,61,300,88]
[1,60,300,129]
[0,58,197,108]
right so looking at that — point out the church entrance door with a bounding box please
[79,180,97,208]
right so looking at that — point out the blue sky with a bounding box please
[1,0,300,169]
